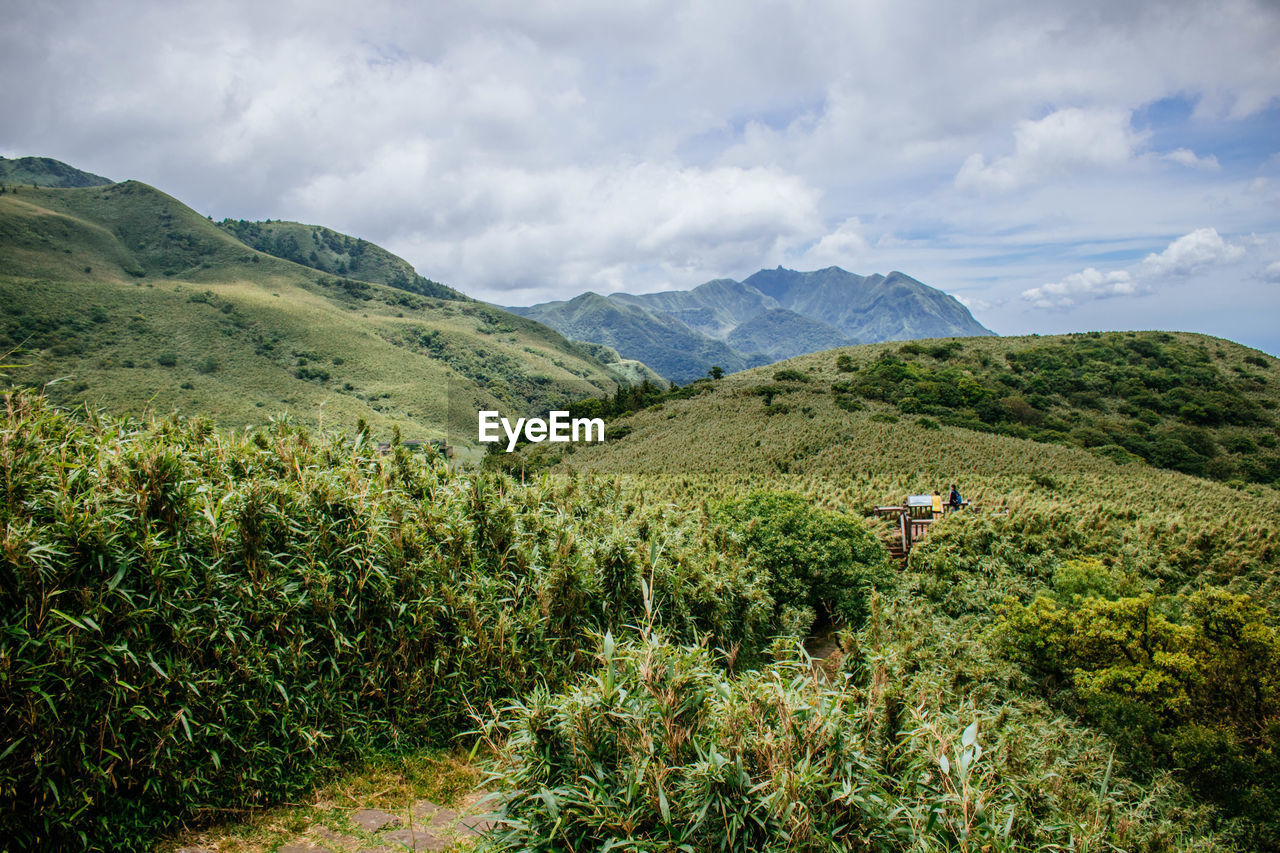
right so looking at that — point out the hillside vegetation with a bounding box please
[217,218,464,300]
[0,155,113,188]
[0,390,887,849]
[536,330,1280,848]
[0,181,634,444]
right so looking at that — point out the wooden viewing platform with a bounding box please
[872,495,969,564]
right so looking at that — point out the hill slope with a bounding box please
[567,331,1280,486]
[217,218,464,300]
[0,155,113,188]
[514,266,992,382]
[0,181,632,446]
[726,308,853,360]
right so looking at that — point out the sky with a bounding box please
[3,0,1279,352]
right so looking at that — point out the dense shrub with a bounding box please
[0,392,803,850]
[998,588,1280,848]
[485,630,1217,851]
[714,492,891,638]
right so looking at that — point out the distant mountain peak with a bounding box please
[514,265,994,382]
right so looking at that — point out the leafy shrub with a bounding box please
[772,368,809,382]
[487,630,1207,851]
[156,352,177,367]
[487,633,1006,851]
[714,492,890,637]
[0,393,786,849]
[998,589,1280,847]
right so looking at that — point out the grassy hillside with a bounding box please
[545,332,1280,846]
[0,155,113,188]
[0,182,631,445]
[217,218,464,300]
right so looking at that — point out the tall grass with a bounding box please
[0,391,885,849]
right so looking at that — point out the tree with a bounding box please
[708,365,724,380]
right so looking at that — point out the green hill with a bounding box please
[0,155,113,188]
[0,181,635,447]
[217,218,464,300]
[565,331,1280,487]
[546,332,1280,845]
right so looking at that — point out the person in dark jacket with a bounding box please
[948,484,963,511]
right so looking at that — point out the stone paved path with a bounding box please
[176,790,496,853]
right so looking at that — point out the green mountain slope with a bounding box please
[0,155,113,188]
[550,331,1280,845]
[218,218,464,300]
[612,277,780,338]
[560,331,1280,583]
[726,308,853,360]
[566,331,1280,487]
[0,181,631,447]
[508,292,768,383]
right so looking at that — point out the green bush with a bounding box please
[998,589,1280,847]
[715,492,891,638]
[486,633,996,851]
[0,393,785,850]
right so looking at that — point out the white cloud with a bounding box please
[1022,267,1138,309]
[1164,148,1221,170]
[302,161,824,302]
[1138,227,1245,276]
[1264,261,1280,283]
[1,0,1279,350]
[1023,227,1248,309]
[798,218,870,267]
[955,108,1145,192]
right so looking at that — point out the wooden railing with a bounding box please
[873,499,970,557]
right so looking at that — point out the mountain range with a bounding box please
[510,267,993,383]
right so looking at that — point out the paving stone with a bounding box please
[313,825,361,845]
[458,814,495,835]
[381,827,451,851]
[411,800,460,827]
[351,808,403,832]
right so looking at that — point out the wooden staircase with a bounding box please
[874,497,954,566]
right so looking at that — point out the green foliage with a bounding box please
[845,332,1280,484]
[0,392,803,850]
[216,219,464,301]
[998,589,1280,847]
[715,492,891,636]
[771,367,809,382]
[487,630,1217,851]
